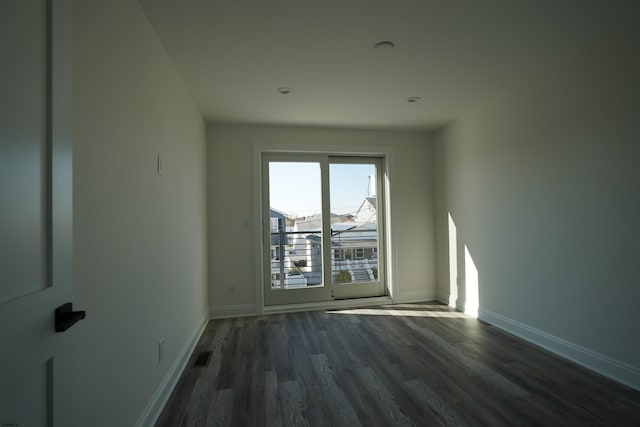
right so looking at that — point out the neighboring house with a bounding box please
[269,208,308,288]
[290,214,350,246]
[269,208,289,248]
[355,197,377,224]
[289,214,332,285]
[330,222,378,282]
[290,212,352,263]
[332,222,378,263]
[286,198,381,284]
[292,220,379,284]
[301,234,323,285]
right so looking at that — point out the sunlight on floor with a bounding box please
[326,308,470,318]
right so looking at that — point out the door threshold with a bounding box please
[262,296,393,315]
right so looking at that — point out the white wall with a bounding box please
[207,124,435,313]
[434,27,640,387]
[72,0,208,425]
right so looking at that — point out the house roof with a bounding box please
[294,213,353,232]
[355,197,377,222]
[365,197,377,209]
[269,208,289,218]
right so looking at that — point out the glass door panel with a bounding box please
[329,159,385,299]
[329,162,379,284]
[268,161,323,289]
[263,154,386,305]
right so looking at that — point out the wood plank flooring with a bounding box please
[155,302,640,426]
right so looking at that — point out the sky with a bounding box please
[269,162,375,217]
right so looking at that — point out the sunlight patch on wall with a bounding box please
[464,245,479,318]
[448,213,458,308]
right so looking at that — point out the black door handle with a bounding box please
[55,302,86,332]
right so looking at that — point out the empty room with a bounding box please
[1,0,639,426]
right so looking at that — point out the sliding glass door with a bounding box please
[328,158,385,299]
[262,154,386,306]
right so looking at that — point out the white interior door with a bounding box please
[262,154,386,306]
[0,1,75,425]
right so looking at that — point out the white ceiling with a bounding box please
[139,0,629,131]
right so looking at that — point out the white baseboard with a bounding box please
[436,292,453,306]
[479,308,640,391]
[210,304,257,319]
[263,296,394,315]
[135,316,209,427]
[396,289,437,304]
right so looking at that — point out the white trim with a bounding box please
[479,308,640,391]
[253,143,397,313]
[437,292,466,312]
[436,292,453,306]
[382,154,397,302]
[263,296,393,315]
[396,290,437,304]
[135,316,209,427]
[210,304,258,319]
[253,146,265,315]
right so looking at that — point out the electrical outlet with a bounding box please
[158,338,165,363]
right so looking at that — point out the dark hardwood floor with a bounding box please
[155,302,640,426]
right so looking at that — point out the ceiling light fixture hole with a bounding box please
[407,96,421,103]
[277,87,291,95]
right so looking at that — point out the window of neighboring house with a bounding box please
[355,248,364,259]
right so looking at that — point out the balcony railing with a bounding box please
[270,229,379,289]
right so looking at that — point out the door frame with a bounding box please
[253,143,397,313]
